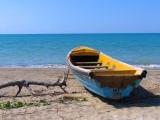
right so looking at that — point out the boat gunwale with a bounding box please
[66,46,147,78]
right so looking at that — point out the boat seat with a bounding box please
[80,65,108,69]
[75,62,102,66]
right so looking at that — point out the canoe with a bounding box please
[66,46,147,99]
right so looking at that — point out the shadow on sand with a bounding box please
[87,86,160,108]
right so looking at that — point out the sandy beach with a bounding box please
[0,68,159,120]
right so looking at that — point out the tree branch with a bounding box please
[0,68,70,97]
[0,79,67,97]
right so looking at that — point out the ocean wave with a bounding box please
[134,64,160,69]
[0,64,160,69]
[0,64,67,68]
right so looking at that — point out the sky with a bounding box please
[0,0,160,33]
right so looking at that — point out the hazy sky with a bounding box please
[0,0,160,33]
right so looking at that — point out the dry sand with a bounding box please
[0,68,159,120]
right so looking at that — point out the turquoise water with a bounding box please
[0,33,159,68]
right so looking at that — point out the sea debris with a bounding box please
[0,69,70,97]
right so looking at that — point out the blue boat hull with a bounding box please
[73,71,141,99]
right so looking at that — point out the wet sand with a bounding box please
[0,68,159,120]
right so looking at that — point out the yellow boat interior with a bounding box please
[70,46,141,74]
[69,46,147,88]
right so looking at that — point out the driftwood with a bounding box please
[0,69,70,97]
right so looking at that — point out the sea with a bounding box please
[0,33,159,69]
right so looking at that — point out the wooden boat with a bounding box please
[66,46,147,99]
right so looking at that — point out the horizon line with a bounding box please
[0,32,160,35]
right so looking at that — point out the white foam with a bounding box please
[0,64,67,68]
[0,64,160,69]
[134,64,160,69]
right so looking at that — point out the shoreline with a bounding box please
[0,67,159,72]
[0,64,160,70]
